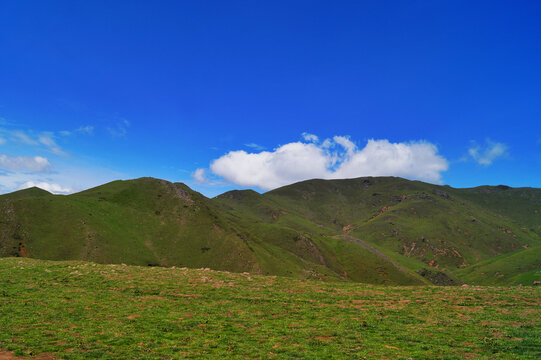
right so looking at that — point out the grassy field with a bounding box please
[453,245,541,285]
[0,258,539,359]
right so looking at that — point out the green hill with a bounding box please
[1,176,540,285]
[0,178,261,272]
[453,245,541,285]
[216,177,540,284]
[1,186,51,199]
[455,185,541,232]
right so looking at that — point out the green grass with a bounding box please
[0,258,539,359]
[455,185,541,233]
[454,245,541,285]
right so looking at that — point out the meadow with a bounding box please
[0,258,539,359]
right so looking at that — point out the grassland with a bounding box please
[453,245,541,285]
[0,258,539,359]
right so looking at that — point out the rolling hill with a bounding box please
[0,178,262,273]
[1,176,540,285]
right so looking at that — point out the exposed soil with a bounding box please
[0,350,56,360]
[18,243,28,257]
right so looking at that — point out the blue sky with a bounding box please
[1,1,540,197]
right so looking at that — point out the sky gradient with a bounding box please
[1,1,540,197]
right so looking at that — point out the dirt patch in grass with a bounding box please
[0,351,20,360]
[0,350,56,360]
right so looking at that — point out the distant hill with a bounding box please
[1,186,51,199]
[0,178,261,273]
[1,176,540,285]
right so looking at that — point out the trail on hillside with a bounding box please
[335,234,425,282]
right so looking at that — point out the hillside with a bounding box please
[1,176,540,285]
[455,185,541,232]
[216,177,541,285]
[453,245,541,285]
[0,178,262,273]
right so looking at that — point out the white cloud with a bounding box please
[332,140,448,182]
[38,133,66,156]
[0,154,51,172]
[0,122,123,195]
[0,163,125,195]
[12,131,37,145]
[19,181,72,195]
[468,140,508,165]
[0,128,68,155]
[191,168,207,183]
[210,135,448,190]
[211,142,331,190]
[245,143,265,151]
[60,125,94,137]
[332,136,356,156]
[76,125,94,135]
[107,120,130,137]
[302,132,319,142]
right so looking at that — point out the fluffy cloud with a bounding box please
[191,168,207,183]
[332,140,448,182]
[19,181,72,195]
[211,142,331,190]
[302,132,319,142]
[468,140,508,165]
[210,136,448,190]
[0,154,51,172]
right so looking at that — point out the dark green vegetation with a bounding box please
[1,176,540,285]
[1,258,539,359]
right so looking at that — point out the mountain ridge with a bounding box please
[1,176,539,285]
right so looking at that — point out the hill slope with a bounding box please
[453,245,541,285]
[0,178,260,272]
[1,176,540,285]
[215,177,541,284]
